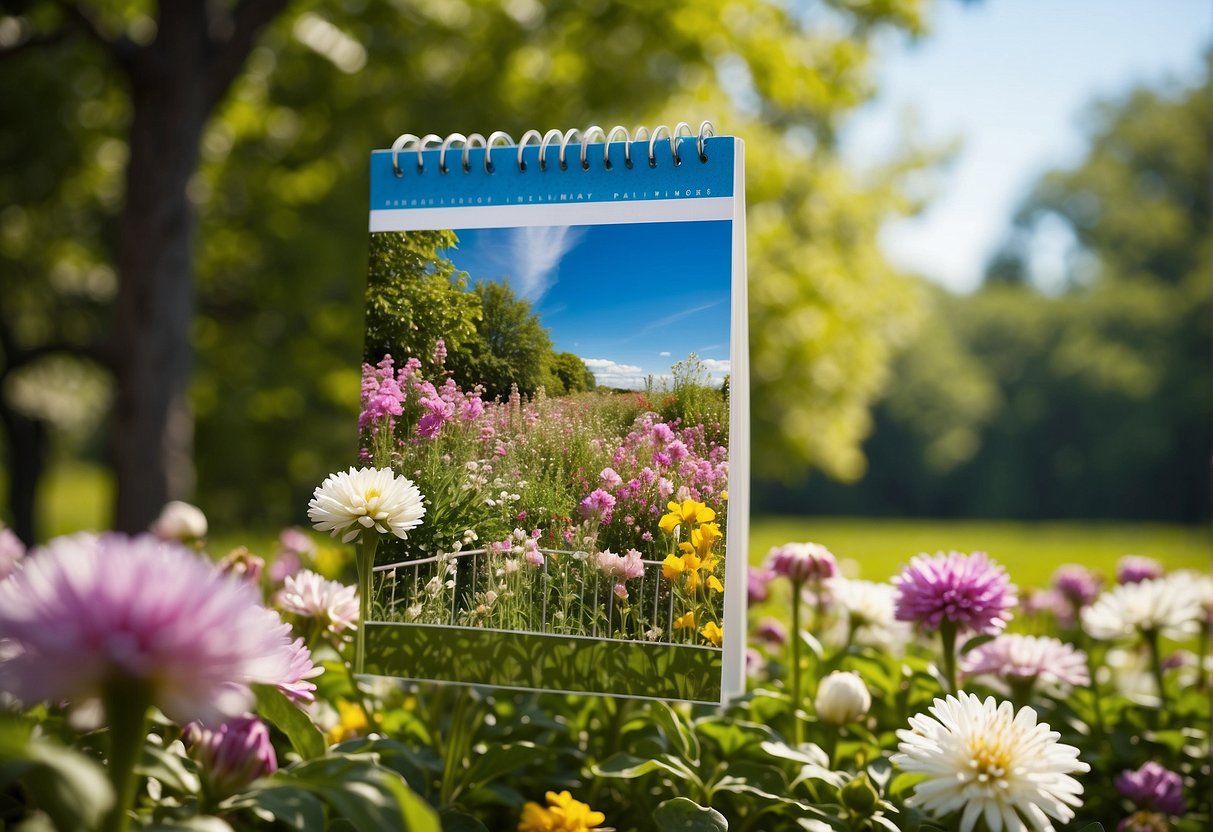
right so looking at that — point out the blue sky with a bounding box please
[844,0,1210,292]
[442,221,732,389]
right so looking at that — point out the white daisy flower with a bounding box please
[828,577,912,650]
[307,466,425,544]
[276,570,359,635]
[892,692,1089,832]
[1081,576,1203,642]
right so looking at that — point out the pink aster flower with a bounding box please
[1052,564,1103,608]
[0,533,295,726]
[277,635,323,705]
[765,542,838,585]
[276,570,359,636]
[961,634,1089,691]
[1115,762,1186,816]
[600,467,623,489]
[184,715,277,799]
[894,551,1016,636]
[1117,555,1164,585]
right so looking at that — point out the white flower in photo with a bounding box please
[1081,576,1203,642]
[892,692,1088,832]
[815,671,871,725]
[276,570,359,635]
[425,575,443,596]
[308,467,425,544]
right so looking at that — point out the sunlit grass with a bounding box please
[12,462,1209,591]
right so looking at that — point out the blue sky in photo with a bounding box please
[442,221,732,389]
[844,0,1209,292]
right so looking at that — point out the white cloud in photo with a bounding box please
[659,351,671,357]
[508,226,585,303]
[701,359,731,374]
[582,357,648,390]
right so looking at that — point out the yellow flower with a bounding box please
[325,699,369,745]
[679,522,722,559]
[707,575,724,593]
[662,554,685,582]
[658,499,716,535]
[673,611,696,630]
[518,790,606,832]
[700,621,723,646]
[720,490,728,501]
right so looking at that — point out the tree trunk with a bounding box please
[111,7,208,532]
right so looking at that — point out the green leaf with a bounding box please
[144,817,235,831]
[440,809,491,832]
[655,702,700,765]
[253,683,326,760]
[223,785,326,830]
[462,742,546,794]
[0,729,114,832]
[280,753,441,831]
[138,743,201,795]
[591,753,697,783]
[959,634,996,655]
[652,797,728,831]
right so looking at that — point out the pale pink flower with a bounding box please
[276,570,359,635]
[277,635,323,705]
[600,467,623,489]
[961,634,1089,690]
[765,542,838,585]
[0,534,296,726]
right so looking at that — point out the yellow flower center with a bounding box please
[967,737,1012,786]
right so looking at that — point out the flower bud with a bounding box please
[815,671,871,725]
[841,772,879,816]
[150,500,208,542]
[184,715,277,798]
[218,547,265,585]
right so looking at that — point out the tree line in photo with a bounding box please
[364,229,598,401]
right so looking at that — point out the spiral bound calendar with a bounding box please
[355,123,747,704]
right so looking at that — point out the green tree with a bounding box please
[364,230,480,366]
[549,352,596,396]
[2,0,933,532]
[448,280,553,400]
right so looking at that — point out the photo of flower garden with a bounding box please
[354,224,735,697]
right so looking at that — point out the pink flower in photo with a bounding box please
[579,489,616,523]
[600,467,623,489]
[765,542,838,585]
[894,551,1016,636]
[432,338,447,366]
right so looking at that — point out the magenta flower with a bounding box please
[894,551,1016,636]
[1115,762,1186,816]
[960,634,1089,690]
[747,566,774,604]
[432,338,448,366]
[579,489,616,523]
[0,528,25,580]
[753,617,788,647]
[359,355,406,431]
[1052,564,1103,607]
[600,467,623,489]
[0,533,296,726]
[765,542,838,585]
[1117,555,1164,585]
[184,715,277,799]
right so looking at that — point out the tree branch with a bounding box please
[205,0,290,112]
[50,0,139,69]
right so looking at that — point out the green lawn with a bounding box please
[749,515,1209,588]
[7,463,1210,591]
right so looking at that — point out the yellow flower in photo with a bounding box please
[679,522,722,559]
[658,499,716,535]
[707,575,724,593]
[720,490,728,501]
[325,699,369,745]
[700,621,723,646]
[518,790,606,832]
[662,554,685,582]
[673,611,696,630]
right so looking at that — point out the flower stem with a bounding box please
[101,681,152,832]
[939,620,957,693]
[1143,628,1167,710]
[790,579,805,745]
[355,534,380,675]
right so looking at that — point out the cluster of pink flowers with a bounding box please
[490,528,545,567]
[359,353,486,442]
[595,548,645,581]
[579,489,617,524]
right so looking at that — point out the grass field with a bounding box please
[10,463,1211,590]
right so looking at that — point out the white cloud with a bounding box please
[508,226,585,303]
[582,357,648,390]
[659,351,671,357]
[701,359,731,374]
